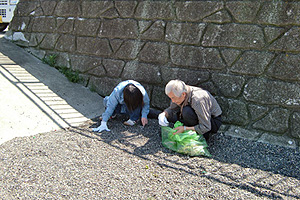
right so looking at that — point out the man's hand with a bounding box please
[92,121,110,132]
[158,112,169,126]
[141,117,148,127]
[173,126,185,135]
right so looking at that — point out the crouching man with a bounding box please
[158,79,222,141]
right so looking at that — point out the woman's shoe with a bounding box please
[99,114,116,121]
[123,119,136,126]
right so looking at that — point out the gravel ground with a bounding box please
[0,117,299,200]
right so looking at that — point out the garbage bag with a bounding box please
[161,121,211,157]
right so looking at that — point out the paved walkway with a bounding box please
[0,34,104,144]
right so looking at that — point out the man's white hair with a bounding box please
[165,80,187,97]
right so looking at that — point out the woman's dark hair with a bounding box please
[123,84,143,111]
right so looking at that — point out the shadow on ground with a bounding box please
[69,117,300,199]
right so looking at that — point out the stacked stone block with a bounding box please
[7,0,300,146]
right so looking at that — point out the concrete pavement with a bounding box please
[0,33,104,144]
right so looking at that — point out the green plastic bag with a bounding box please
[161,121,211,157]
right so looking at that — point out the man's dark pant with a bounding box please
[166,106,222,141]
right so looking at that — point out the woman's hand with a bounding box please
[141,117,148,127]
[92,121,110,132]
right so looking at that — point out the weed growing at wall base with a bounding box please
[89,84,97,93]
[42,54,57,67]
[59,66,82,83]
[42,54,82,83]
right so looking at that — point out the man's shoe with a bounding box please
[123,119,136,126]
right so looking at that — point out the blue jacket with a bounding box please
[102,80,150,122]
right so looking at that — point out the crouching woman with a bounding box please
[93,80,150,133]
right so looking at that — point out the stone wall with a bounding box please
[6,0,300,147]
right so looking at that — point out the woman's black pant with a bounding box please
[166,106,222,141]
